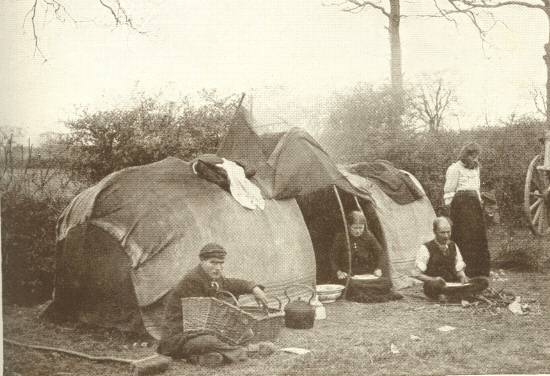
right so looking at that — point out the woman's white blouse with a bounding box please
[443,161,481,205]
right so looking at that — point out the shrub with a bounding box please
[1,193,63,304]
[63,90,240,183]
[1,140,77,305]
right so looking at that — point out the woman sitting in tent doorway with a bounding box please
[330,210,402,303]
[330,210,382,281]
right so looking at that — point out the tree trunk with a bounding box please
[389,0,403,128]
[389,0,402,94]
[544,14,550,166]
[545,41,550,130]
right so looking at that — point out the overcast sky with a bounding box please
[0,0,547,142]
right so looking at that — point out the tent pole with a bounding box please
[227,93,246,126]
[353,195,363,213]
[333,185,352,300]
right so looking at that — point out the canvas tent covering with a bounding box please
[217,111,435,288]
[47,110,435,337]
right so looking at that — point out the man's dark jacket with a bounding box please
[157,265,257,357]
[424,239,459,282]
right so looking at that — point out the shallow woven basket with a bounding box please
[240,297,284,343]
[181,292,255,345]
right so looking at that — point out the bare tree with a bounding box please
[411,78,456,133]
[24,0,138,61]
[333,0,404,126]
[532,86,547,118]
[436,0,550,130]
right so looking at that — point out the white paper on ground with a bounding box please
[280,347,311,355]
[437,325,456,332]
[390,343,400,354]
[508,297,525,315]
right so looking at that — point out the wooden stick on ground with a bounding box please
[4,338,136,364]
[4,338,172,376]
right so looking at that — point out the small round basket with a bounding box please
[315,284,345,303]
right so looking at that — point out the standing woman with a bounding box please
[443,142,490,277]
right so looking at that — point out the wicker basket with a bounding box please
[240,297,284,343]
[180,291,255,345]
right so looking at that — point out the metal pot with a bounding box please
[283,285,316,329]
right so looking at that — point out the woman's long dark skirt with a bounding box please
[450,192,490,277]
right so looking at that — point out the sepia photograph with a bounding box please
[1,1,550,375]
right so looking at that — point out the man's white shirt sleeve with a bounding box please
[455,244,466,272]
[415,245,430,273]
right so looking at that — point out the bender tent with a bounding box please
[46,109,435,337]
[47,157,316,337]
[218,110,436,288]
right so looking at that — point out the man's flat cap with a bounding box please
[199,243,227,260]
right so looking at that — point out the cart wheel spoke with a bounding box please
[537,206,547,234]
[529,191,542,199]
[535,171,549,193]
[530,198,542,213]
[524,154,549,236]
[532,204,543,225]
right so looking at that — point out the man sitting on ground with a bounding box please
[157,243,268,367]
[414,217,489,303]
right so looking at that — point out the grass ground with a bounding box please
[3,228,550,376]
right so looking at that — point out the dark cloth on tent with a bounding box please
[347,160,424,205]
[192,154,256,193]
[424,240,459,283]
[450,191,490,277]
[330,231,382,277]
[218,119,372,201]
[423,277,489,300]
[346,277,403,303]
[157,265,257,359]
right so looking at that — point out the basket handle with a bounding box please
[255,295,282,314]
[283,284,316,304]
[215,290,240,307]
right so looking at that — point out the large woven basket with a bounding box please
[181,291,255,345]
[240,297,284,343]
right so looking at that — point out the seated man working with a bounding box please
[157,243,268,367]
[415,217,489,302]
[331,210,382,281]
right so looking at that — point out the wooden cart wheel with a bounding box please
[524,154,550,236]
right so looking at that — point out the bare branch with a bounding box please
[341,3,369,13]
[452,0,545,10]
[531,87,547,117]
[411,78,456,132]
[98,0,142,31]
[447,0,489,39]
[98,0,120,23]
[44,0,77,23]
[340,0,390,18]
[24,0,144,60]
[28,0,48,62]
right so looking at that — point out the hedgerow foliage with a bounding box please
[64,90,239,183]
[1,139,80,305]
[320,84,546,228]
